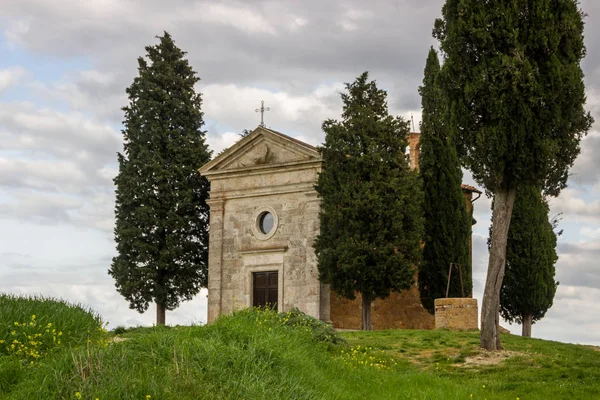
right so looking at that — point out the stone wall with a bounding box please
[407,132,421,171]
[330,283,435,330]
[201,128,324,323]
[434,298,478,330]
[218,191,322,318]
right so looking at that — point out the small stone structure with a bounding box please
[199,126,481,330]
[199,127,326,323]
[434,298,479,330]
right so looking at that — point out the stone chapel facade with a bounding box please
[199,126,480,329]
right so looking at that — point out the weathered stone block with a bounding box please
[434,298,478,330]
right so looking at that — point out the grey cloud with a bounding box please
[0,102,121,168]
[2,0,443,122]
[0,100,119,231]
[570,131,600,186]
[0,187,114,232]
[0,190,82,225]
[32,70,129,124]
[549,188,600,224]
[0,157,91,193]
[555,240,600,290]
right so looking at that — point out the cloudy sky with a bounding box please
[1,0,599,344]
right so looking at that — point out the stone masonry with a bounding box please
[434,298,479,330]
[199,127,326,323]
[199,127,480,330]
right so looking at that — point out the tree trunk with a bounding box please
[361,295,372,331]
[522,314,532,337]
[156,302,166,326]
[480,186,517,350]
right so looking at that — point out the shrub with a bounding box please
[278,308,346,345]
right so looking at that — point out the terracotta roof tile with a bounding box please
[461,184,482,194]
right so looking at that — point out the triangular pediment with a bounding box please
[199,126,321,175]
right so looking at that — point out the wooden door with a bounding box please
[253,271,278,309]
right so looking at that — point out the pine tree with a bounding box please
[418,47,471,313]
[500,186,558,337]
[435,0,592,349]
[109,32,212,325]
[314,72,424,330]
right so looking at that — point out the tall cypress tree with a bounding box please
[500,186,558,337]
[314,72,424,330]
[435,0,592,349]
[109,32,212,325]
[418,47,471,313]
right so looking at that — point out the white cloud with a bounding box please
[201,82,344,144]
[289,17,308,31]
[548,188,600,224]
[4,18,32,46]
[0,66,26,93]
[581,227,600,239]
[206,131,242,155]
[339,8,370,31]
[194,3,276,35]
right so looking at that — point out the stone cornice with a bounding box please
[201,158,322,179]
[240,246,288,254]
[209,183,317,200]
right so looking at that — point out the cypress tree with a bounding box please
[500,186,558,337]
[109,32,212,325]
[435,0,592,349]
[314,72,424,330]
[418,47,471,313]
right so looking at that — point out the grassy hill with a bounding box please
[1,294,598,399]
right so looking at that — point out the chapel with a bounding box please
[198,126,480,329]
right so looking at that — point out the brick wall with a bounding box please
[330,283,435,330]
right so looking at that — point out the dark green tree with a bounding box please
[314,72,424,330]
[500,186,558,337]
[435,0,592,349]
[418,47,472,313]
[109,32,212,325]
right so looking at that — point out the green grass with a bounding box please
[341,329,600,399]
[0,293,106,349]
[1,294,599,399]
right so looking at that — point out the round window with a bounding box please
[258,212,274,234]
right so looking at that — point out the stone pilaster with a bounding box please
[207,198,225,323]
